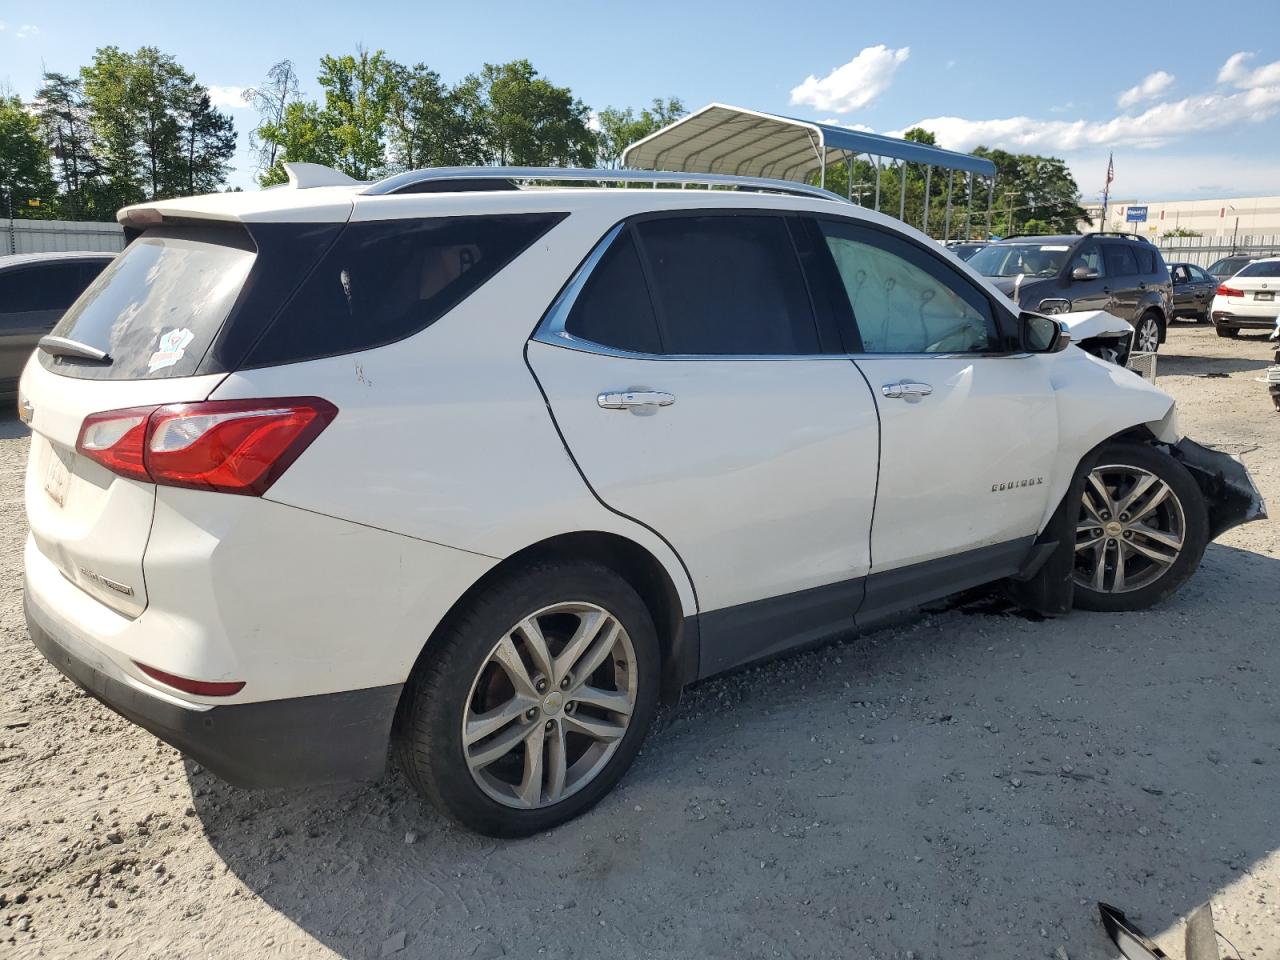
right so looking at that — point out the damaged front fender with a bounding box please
[1169,438,1268,540]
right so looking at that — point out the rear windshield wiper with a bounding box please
[38,336,113,365]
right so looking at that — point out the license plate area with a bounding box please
[1255,291,1274,301]
[43,448,71,508]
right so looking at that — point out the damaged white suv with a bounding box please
[20,165,1265,837]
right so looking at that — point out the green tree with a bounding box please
[469,59,595,166]
[386,62,486,170]
[256,100,337,185]
[80,46,146,210]
[316,49,395,180]
[34,72,104,219]
[596,96,685,167]
[973,146,1085,236]
[243,59,301,176]
[177,89,237,195]
[0,94,58,219]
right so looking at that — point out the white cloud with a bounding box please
[819,119,875,133]
[790,44,910,114]
[1219,51,1280,89]
[207,85,249,110]
[893,53,1280,154]
[16,24,39,39]
[1117,70,1174,108]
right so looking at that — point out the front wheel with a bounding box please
[1073,443,1208,612]
[394,559,659,837]
[1134,312,1162,353]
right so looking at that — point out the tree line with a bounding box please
[2,44,1085,236]
[1,45,684,221]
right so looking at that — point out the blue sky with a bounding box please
[3,0,1279,201]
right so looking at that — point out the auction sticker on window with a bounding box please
[148,328,196,373]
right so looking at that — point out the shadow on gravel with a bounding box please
[0,412,30,442]
[189,542,1280,960]
[1157,351,1274,376]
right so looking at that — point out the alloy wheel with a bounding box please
[1074,464,1186,594]
[1136,316,1160,353]
[462,602,637,809]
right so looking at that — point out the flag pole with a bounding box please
[1100,152,1114,230]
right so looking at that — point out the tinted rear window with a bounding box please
[40,227,255,380]
[1236,261,1280,278]
[244,213,564,367]
[634,215,819,355]
[1103,243,1139,277]
[0,261,108,315]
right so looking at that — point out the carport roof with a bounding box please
[621,103,996,182]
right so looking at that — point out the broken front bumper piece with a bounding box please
[1170,438,1268,539]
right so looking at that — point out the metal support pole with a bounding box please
[922,165,932,236]
[819,151,826,190]
[964,172,973,239]
[898,162,907,222]
[985,176,995,239]
[874,158,882,212]
[943,169,954,241]
[847,154,853,202]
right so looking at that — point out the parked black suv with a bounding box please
[968,233,1172,353]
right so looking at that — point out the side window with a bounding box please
[817,219,997,354]
[1072,242,1105,277]
[564,229,662,354]
[1190,265,1213,282]
[1135,246,1157,274]
[632,215,820,356]
[1103,243,1139,278]
[1171,265,1190,283]
[247,213,565,367]
[0,265,86,314]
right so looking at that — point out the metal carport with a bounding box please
[621,103,998,240]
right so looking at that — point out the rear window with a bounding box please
[564,229,662,354]
[1103,243,1139,277]
[40,227,255,380]
[244,213,565,367]
[1236,261,1280,278]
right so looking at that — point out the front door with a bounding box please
[810,216,1058,620]
[527,213,880,676]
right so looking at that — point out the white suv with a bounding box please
[19,166,1265,836]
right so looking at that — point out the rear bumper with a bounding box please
[1212,300,1279,328]
[26,590,401,788]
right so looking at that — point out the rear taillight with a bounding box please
[76,398,337,495]
[1218,284,1244,297]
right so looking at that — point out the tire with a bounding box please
[1216,326,1239,338]
[1072,442,1208,612]
[1134,311,1162,353]
[394,558,660,837]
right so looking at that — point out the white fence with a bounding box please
[3,218,125,255]
[1155,234,1280,268]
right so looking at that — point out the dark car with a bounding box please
[947,241,990,261]
[1169,261,1218,323]
[1207,253,1278,280]
[968,233,1172,353]
[0,252,114,403]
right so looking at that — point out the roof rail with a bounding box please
[1082,231,1154,244]
[361,166,849,203]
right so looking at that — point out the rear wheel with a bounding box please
[1072,443,1208,612]
[395,559,659,837]
[1134,311,1161,353]
[1215,325,1239,338]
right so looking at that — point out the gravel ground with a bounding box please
[1,323,1278,960]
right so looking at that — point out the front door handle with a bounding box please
[597,390,676,410]
[881,380,933,402]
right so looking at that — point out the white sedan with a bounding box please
[1211,257,1280,338]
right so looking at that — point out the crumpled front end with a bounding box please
[1170,437,1268,539]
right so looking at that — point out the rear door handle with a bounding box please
[597,390,676,410]
[881,381,933,402]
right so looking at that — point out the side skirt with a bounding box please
[695,538,1033,680]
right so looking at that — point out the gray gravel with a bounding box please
[1,324,1278,959]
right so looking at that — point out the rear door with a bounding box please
[527,212,880,675]
[1101,241,1142,321]
[20,228,257,616]
[809,216,1058,620]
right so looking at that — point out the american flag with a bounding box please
[1105,153,1114,188]
[1100,153,1115,226]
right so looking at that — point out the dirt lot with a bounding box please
[1,323,1278,960]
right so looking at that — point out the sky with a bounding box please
[2,0,1279,202]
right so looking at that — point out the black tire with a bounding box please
[1215,325,1239,338]
[1135,311,1162,353]
[1072,442,1209,613]
[394,558,659,837]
